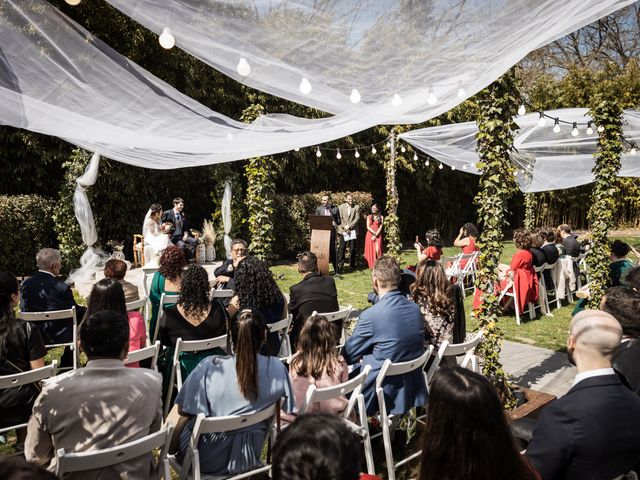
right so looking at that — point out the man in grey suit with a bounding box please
[26,311,163,479]
[337,193,360,271]
[315,194,340,274]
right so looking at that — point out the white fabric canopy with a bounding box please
[0,0,634,168]
[399,109,640,192]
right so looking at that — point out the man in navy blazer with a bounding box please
[161,197,198,259]
[342,255,426,415]
[526,310,640,479]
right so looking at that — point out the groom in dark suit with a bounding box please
[162,197,198,259]
[315,193,340,274]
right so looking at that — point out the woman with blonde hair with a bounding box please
[283,315,350,423]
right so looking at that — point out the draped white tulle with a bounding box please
[398,109,640,193]
[222,181,233,259]
[0,0,633,168]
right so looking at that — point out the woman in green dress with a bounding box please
[610,240,636,287]
[149,245,187,341]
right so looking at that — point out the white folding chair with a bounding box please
[164,335,227,417]
[55,424,174,479]
[458,251,479,295]
[20,307,79,370]
[498,278,535,325]
[425,330,484,385]
[373,347,434,480]
[299,364,375,475]
[142,266,159,299]
[445,253,462,279]
[123,341,161,370]
[268,314,293,358]
[126,296,149,345]
[532,264,553,317]
[574,252,588,290]
[0,361,57,435]
[168,403,279,480]
[154,293,180,343]
[211,289,234,299]
[310,305,352,346]
[543,262,562,309]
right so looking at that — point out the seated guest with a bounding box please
[282,315,350,424]
[529,229,546,268]
[418,367,538,480]
[161,197,198,259]
[526,310,640,479]
[454,223,480,271]
[415,229,443,263]
[411,260,455,349]
[609,239,635,286]
[168,308,294,477]
[25,311,163,479]
[540,227,560,289]
[229,256,287,356]
[149,245,187,341]
[343,256,426,415]
[20,248,85,368]
[213,238,248,290]
[625,265,640,292]
[288,252,339,349]
[272,413,382,480]
[0,272,46,444]
[601,287,640,395]
[103,258,139,302]
[558,224,581,257]
[86,278,146,367]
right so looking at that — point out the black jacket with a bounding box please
[614,339,640,396]
[562,235,581,257]
[530,247,547,268]
[288,271,339,348]
[527,374,640,480]
[541,243,559,265]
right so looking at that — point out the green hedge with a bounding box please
[273,192,373,259]
[0,195,57,276]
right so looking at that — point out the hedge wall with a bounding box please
[0,195,57,276]
[273,192,373,259]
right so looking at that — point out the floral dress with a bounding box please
[416,299,454,348]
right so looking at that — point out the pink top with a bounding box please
[282,355,350,423]
[126,311,146,368]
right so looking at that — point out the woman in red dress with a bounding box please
[364,204,384,269]
[454,222,479,271]
[415,229,443,263]
[498,228,539,312]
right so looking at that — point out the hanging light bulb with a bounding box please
[451,165,456,171]
[336,150,342,159]
[518,104,526,116]
[65,0,81,5]
[553,119,561,133]
[427,91,438,105]
[424,160,429,166]
[299,77,312,94]
[457,87,466,98]
[386,141,391,148]
[391,93,402,106]
[316,147,321,158]
[413,153,418,161]
[401,146,406,153]
[586,122,594,135]
[462,164,467,170]
[438,163,443,170]
[350,89,361,104]
[236,58,251,76]
[631,147,637,155]
[597,125,605,133]
[571,123,579,137]
[294,147,300,152]
[355,149,360,158]
[159,28,175,49]
[537,112,546,127]
[371,145,377,154]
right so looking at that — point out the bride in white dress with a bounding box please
[142,203,170,266]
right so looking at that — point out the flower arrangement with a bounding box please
[106,239,124,252]
[161,222,174,234]
[202,219,216,245]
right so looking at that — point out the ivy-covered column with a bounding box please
[524,193,536,231]
[473,69,520,407]
[586,99,623,308]
[384,131,401,258]
[242,104,276,261]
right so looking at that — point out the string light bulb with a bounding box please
[391,93,402,107]
[518,104,526,116]
[537,113,546,127]
[438,163,443,170]
[299,77,312,95]
[65,0,81,5]
[451,165,456,171]
[236,58,251,76]
[457,87,466,98]
[597,125,605,133]
[159,28,175,49]
[553,119,561,133]
[316,147,321,158]
[631,147,637,155]
[386,141,391,148]
[427,91,438,105]
[294,147,300,152]
[355,149,360,158]
[425,159,430,166]
[350,89,361,104]
[571,123,579,137]
[371,145,377,154]
[400,146,406,153]
[586,122,594,135]
[462,164,467,170]
[413,153,418,161]
[336,149,342,159]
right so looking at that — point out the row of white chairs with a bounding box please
[445,251,479,296]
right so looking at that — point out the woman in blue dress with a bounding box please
[169,308,294,476]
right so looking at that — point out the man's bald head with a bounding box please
[570,309,622,360]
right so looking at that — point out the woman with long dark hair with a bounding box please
[416,229,443,263]
[86,278,145,366]
[454,222,480,271]
[0,271,46,441]
[418,367,539,480]
[228,256,287,355]
[169,308,294,477]
[411,260,456,349]
[283,315,350,423]
[148,245,187,340]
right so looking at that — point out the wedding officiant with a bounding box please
[162,197,198,259]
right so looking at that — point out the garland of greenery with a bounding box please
[474,68,520,408]
[384,132,401,258]
[52,148,91,272]
[242,104,276,261]
[586,99,623,308]
[524,193,536,231]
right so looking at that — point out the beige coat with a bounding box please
[336,203,360,234]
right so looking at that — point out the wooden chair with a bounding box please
[133,234,145,268]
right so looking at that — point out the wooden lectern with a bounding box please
[308,214,334,275]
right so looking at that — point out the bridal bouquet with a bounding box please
[161,222,174,234]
